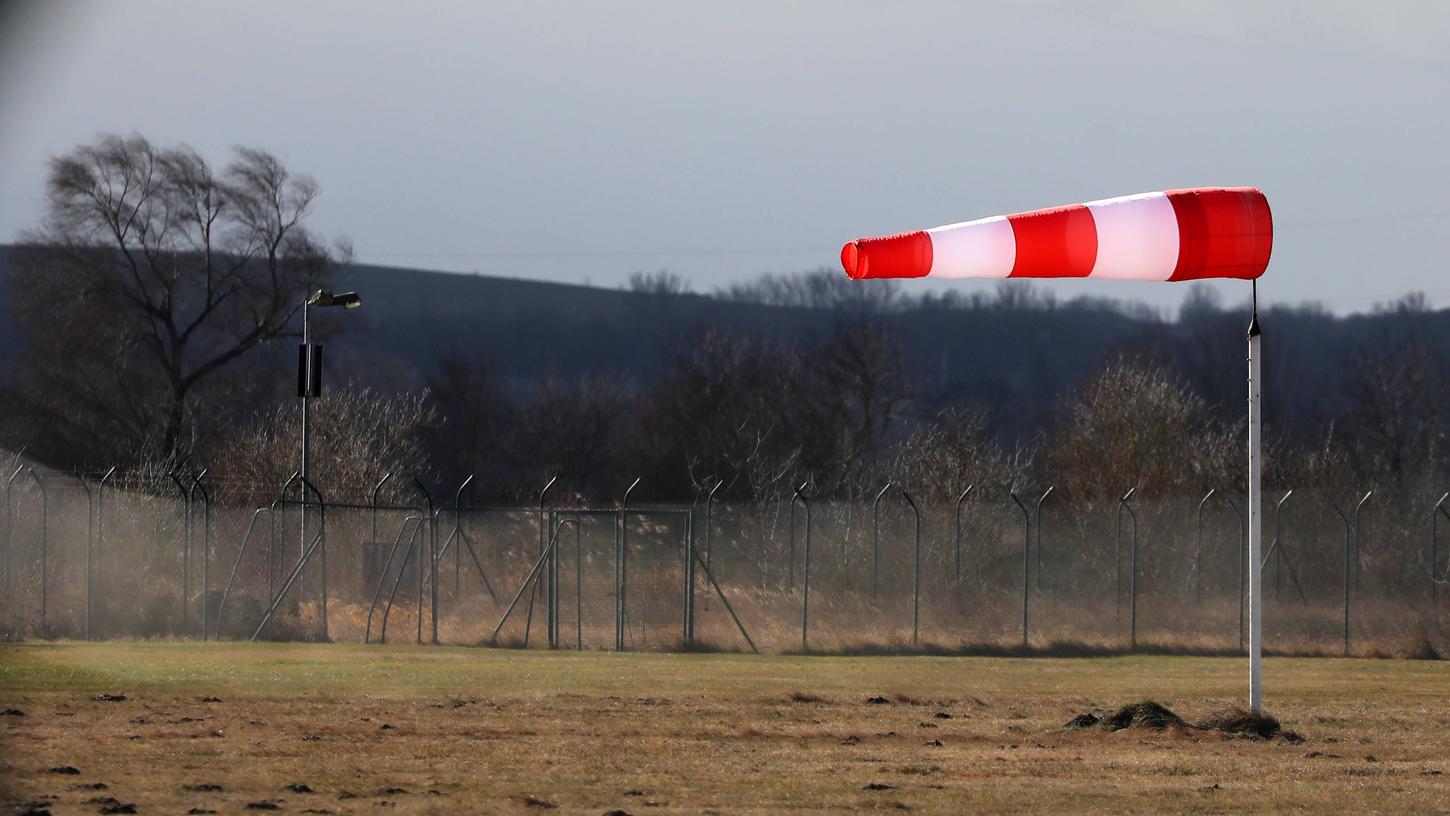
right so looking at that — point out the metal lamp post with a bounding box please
[299,289,362,607]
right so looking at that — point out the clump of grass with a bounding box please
[1199,706,1281,738]
[788,690,824,703]
[1199,707,1303,742]
[1080,701,1303,741]
[1103,701,1188,731]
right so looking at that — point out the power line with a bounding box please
[357,247,826,261]
[351,210,1450,263]
[1278,211,1450,229]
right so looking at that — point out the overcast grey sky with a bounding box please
[2,1,1447,314]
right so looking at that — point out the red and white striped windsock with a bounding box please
[841,188,1271,282]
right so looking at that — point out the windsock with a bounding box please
[841,188,1271,282]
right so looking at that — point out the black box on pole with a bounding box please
[297,342,324,398]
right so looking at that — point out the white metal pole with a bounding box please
[301,299,310,561]
[1247,287,1263,712]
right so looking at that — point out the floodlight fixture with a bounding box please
[307,289,363,309]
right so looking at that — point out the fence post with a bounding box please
[1353,491,1372,593]
[871,482,893,599]
[72,474,93,641]
[1328,499,1350,655]
[252,469,320,640]
[616,477,641,651]
[705,480,722,574]
[1010,491,1030,648]
[266,490,278,641]
[96,467,115,640]
[1266,490,1306,602]
[1272,489,1290,597]
[454,474,474,595]
[29,469,49,632]
[1225,495,1245,651]
[298,476,327,642]
[490,518,576,646]
[376,516,423,644]
[1190,489,1216,604]
[170,471,191,632]
[3,465,23,601]
[413,478,436,645]
[371,472,392,543]
[1432,493,1450,607]
[684,507,695,646]
[219,507,275,641]
[184,468,210,639]
[901,488,921,645]
[794,483,812,652]
[446,474,495,603]
[525,476,557,648]
[249,485,330,644]
[1034,486,1054,592]
[365,472,391,594]
[191,470,211,641]
[574,512,583,650]
[953,485,974,586]
[1118,488,1139,649]
[1115,486,1136,626]
[413,485,428,644]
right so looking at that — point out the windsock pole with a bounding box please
[1247,281,1263,712]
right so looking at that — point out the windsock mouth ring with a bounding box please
[839,231,932,280]
[841,241,865,279]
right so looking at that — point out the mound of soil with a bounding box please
[1071,702,1302,742]
[1199,707,1282,739]
[1103,701,1188,731]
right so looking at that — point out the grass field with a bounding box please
[2,643,1448,814]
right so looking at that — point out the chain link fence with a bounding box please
[3,468,1447,657]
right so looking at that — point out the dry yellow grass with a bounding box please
[2,642,1448,814]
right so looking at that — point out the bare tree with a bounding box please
[627,269,689,297]
[1337,301,1450,485]
[512,373,629,495]
[3,133,338,466]
[887,404,1026,501]
[716,268,905,314]
[422,346,513,490]
[213,384,438,505]
[637,326,805,499]
[1049,356,1236,497]
[805,317,910,489]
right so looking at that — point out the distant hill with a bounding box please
[325,261,1158,440]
